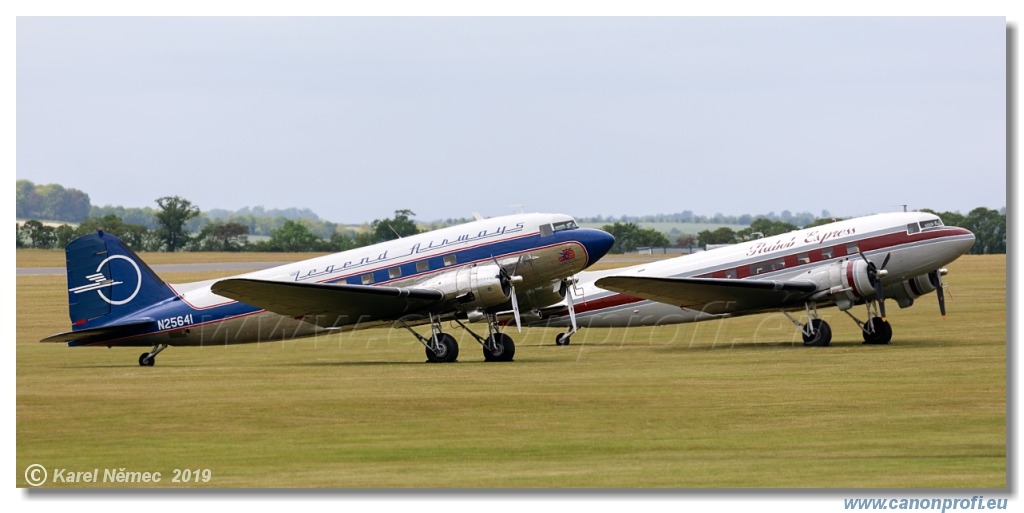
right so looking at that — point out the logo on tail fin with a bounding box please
[68,255,143,306]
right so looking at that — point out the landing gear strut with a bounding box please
[453,317,515,362]
[843,301,893,345]
[138,343,168,366]
[784,302,832,347]
[398,313,459,363]
[555,278,580,346]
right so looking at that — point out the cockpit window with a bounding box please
[541,220,579,237]
[919,219,944,230]
[907,223,921,234]
[552,220,578,232]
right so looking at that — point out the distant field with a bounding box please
[16,254,1006,488]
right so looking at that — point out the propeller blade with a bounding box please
[931,270,947,319]
[879,251,892,270]
[510,285,522,333]
[565,279,578,333]
[860,251,890,321]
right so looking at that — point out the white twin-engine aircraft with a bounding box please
[533,212,975,347]
[42,213,615,365]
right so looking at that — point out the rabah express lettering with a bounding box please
[746,227,857,256]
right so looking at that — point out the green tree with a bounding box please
[264,220,328,252]
[371,209,420,243]
[736,219,798,241]
[191,222,250,251]
[16,180,92,222]
[54,224,77,248]
[20,220,56,249]
[961,207,1005,254]
[600,222,671,253]
[155,196,200,252]
[697,227,737,246]
[76,214,156,250]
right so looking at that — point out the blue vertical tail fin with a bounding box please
[65,230,176,330]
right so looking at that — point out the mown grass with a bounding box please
[15,254,1006,488]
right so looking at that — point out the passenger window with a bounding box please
[725,269,737,279]
[361,273,375,285]
[771,258,785,271]
[416,260,429,273]
[750,264,765,275]
[443,254,457,267]
[822,248,833,259]
[388,267,401,279]
[846,243,859,255]
[797,252,810,265]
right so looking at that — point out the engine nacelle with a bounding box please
[880,274,937,309]
[805,258,877,311]
[447,263,511,311]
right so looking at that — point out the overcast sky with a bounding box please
[16,16,1006,223]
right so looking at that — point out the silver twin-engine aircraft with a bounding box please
[42,213,615,365]
[531,212,975,347]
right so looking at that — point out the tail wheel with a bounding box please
[555,333,571,346]
[484,333,516,362]
[425,333,459,363]
[862,317,893,345]
[802,319,832,347]
[138,353,155,366]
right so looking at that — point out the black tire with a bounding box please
[484,333,516,362]
[425,333,459,363]
[555,333,571,346]
[802,319,832,347]
[862,317,893,345]
[138,353,154,366]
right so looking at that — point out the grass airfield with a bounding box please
[16,253,1006,488]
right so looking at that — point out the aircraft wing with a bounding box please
[594,276,818,316]
[212,278,446,327]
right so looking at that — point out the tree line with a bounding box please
[15,180,1007,255]
[17,196,426,253]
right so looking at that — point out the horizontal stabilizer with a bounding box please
[595,276,817,316]
[212,278,445,327]
[40,319,154,344]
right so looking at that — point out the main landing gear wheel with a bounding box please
[555,333,571,346]
[802,319,832,347]
[138,353,155,366]
[425,333,459,363]
[483,333,516,362]
[862,317,893,345]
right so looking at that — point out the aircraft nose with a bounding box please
[580,228,616,267]
[952,227,976,254]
